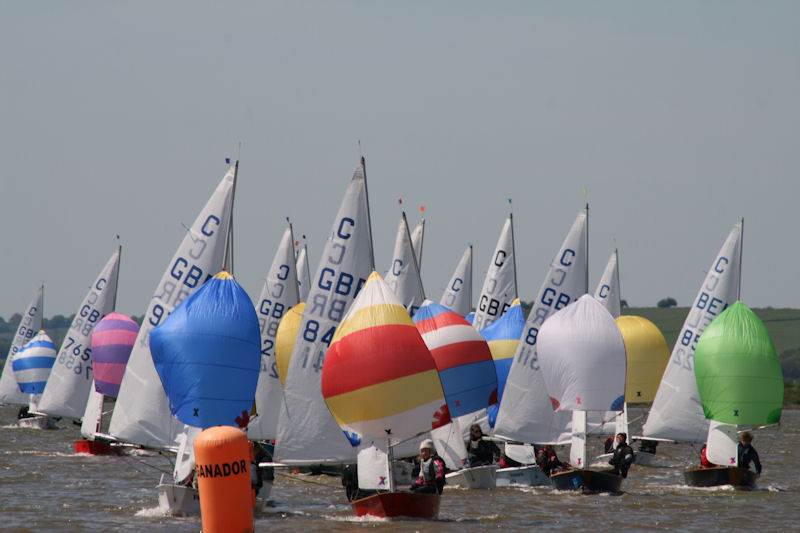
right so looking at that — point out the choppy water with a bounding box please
[1,405,797,532]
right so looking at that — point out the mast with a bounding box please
[223,160,239,275]
[585,203,589,294]
[288,220,300,302]
[509,212,518,299]
[738,217,744,301]
[112,240,121,312]
[468,244,473,312]
[361,156,375,271]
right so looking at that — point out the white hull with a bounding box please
[16,415,58,430]
[157,474,273,516]
[495,465,552,487]
[589,450,657,468]
[445,464,497,489]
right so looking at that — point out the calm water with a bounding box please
[1,405,797,532]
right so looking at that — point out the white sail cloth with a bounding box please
[440,245,472,316]
[0,286,44,405]
[472,214,516,331]
[109,164,236,449]
[642,220,743,443]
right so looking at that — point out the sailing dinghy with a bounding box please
[683,301,782,488]
[538,295,628,493]
[413,299,498,489]
[13,330,57,429]
[322,272,450,519]
[0,286,44,409]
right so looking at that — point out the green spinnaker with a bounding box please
[694,301,783,425]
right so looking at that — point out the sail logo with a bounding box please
[195,459,248,479]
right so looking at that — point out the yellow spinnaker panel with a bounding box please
[275,302,305,388]
[617,315,670,403]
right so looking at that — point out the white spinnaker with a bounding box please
[594,249,621,319]
[493,208,588,445]
[37,248,120,418]
[440,245,473,317]
[642,220,743,443]
[384,214,424,315]
[275,163,372,464]
[248,225,299,441]
[411,218,424,269]
[705,420,739,466]
[472,214,516,331]
[0,286,43,405]
[108,164,236,449]
[537,295,626,413]
[296,243,311,302]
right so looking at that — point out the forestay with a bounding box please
[275,162,373,464]
[642,220,743,443]
[37,248,120,419]
[472,214,516,331]
[248,226,299,441]
[109,163,236,449]
[0,286,43,405]
[493,207,588,445]
[440,244,472,317]
[384,213,424,315]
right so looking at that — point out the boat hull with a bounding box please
[16,415,57,430]
[74,439,121,455]
[445,464,497,489]
[350,491,440,519]
[496,465,552,487]
[683,466,756,489]
[157,476,201,516]
[550,468,623,493]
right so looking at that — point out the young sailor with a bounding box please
[411,439,445,494]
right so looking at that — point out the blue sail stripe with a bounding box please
[12,356,56,371]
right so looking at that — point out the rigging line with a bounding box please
[275,471,341,487]
[121,454,174,476]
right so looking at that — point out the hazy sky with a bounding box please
[2,1,798,318]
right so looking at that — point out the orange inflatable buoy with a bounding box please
[194,426,254,533]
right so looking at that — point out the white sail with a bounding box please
[357,444,393,491]
[493,207,589,445]
[431,419,469,471]
[440,245,472,317]
[472,214,516,330]
[383,214,424,315]
[570,410,588,468]
[296,243,311,302]
[80,387,104,439]
[0,286,44,405]
[705,420,739,466]
[37,248,120,418]
[594,249,621,319]
[248,225,299,441]
[108,163,236,449]
[642,220,743,443]
[274,162,373,464]
[411,218,425,269]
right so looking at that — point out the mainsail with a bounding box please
[0,286,44,405]
[493,207,588,445]
[296,241,312,302]
[248,225,300,440]
[472,214,517,331]
[37,248,120,419]
[109,163,236,449]
[275,160,374,464]
[642,220,743,443]
[384,213,425,315]
[594,249,621,319]
[440,245,473,317]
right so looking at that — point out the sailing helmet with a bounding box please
[420,439,435,451]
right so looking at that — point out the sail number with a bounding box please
[57,336,93,379]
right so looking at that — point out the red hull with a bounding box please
[351,491,440,519]
[74,439,121,455]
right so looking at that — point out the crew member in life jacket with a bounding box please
[465,424,500,466]
[700,445,716,468]
[609,432,635,478]
[737,432,762,475]
[536,445,565,476]
[411,439,445,494]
